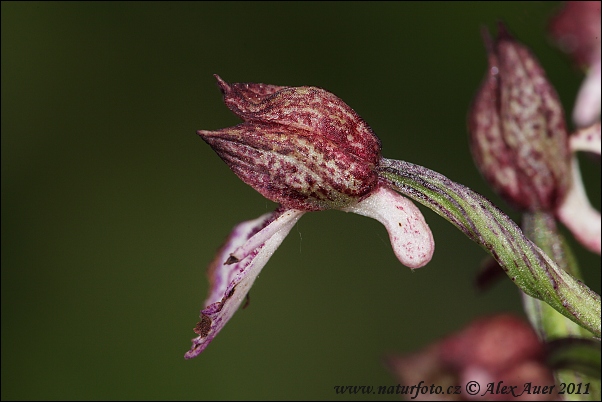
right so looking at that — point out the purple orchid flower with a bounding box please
[549,1,601,128]
[186,75,435,359]
[468,25,601,255]
[386,314,557,401]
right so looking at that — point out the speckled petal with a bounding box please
[215,75,382,165]
[185,208,304,359]
[556,157,601,255]
[469,26,571,212]
[199,123,378,211]
[214,74,286,107]
[341,185,434,269]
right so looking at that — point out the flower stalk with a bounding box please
[521,211,586,340]
[521,211,601,399]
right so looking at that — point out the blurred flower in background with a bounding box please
[387,6,600,400]
[549,1,602,255]
[387,314,556,401]
[549,1,601,127]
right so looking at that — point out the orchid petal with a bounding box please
[556,157,601,254]
[214,75,382,165]
[570,122,601,155]
[214,74,286,107]
[185,208,304,359]
[573,60,601,128]
[198,122,378,212]
[227,208,305,263]
[342,185,434,269]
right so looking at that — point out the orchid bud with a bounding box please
[468,25,571,212]
[199,75,382,211]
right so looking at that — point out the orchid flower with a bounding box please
[549,1,601,128]
[548,2,602,255]
[187,74,601,360]
[387,314,600,401]
[468,24,601,255]
[387,315,556,401]
[185,76,435,359]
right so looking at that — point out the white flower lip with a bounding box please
[573,59,601,128]
[342,186,435,269]
[556,160,601,255]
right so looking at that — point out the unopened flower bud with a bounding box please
[468,26,571,212]
[199,75,382,211]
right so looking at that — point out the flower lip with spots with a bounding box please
[187,75,435,359]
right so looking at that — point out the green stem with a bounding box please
[522,211,600,401]
[546,338,602,380]
[521,211,588,340]
[377,158,601,337]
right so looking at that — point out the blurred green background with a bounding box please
[2,2,600,400]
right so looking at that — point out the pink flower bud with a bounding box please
[468,26,571,212]
[198,75,382,211]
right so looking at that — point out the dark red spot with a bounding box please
[194,314,212,338]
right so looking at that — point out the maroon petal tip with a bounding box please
[213,74,230,94]
[496,21,513,42]
[480,26,494,54]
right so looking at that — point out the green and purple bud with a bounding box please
[198,75,382,211]
[468,25,571,212]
